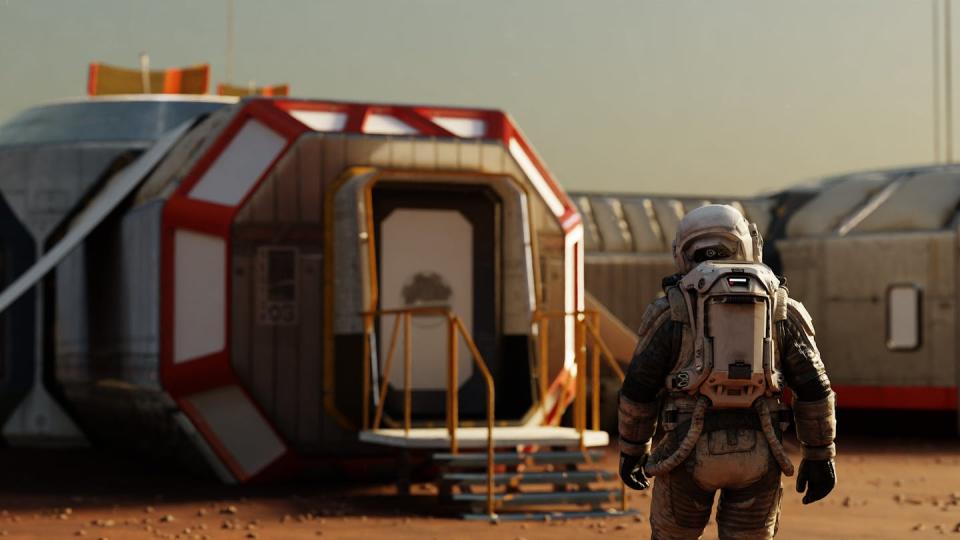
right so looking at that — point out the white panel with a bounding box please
[290,110,348,132]
[380,209,474,389]
[563,226,584,370]
[363,114,419,135]
[508,138,566,217]
[185,386,286,477]
[174,231,226,362]
[432,116,486,138]
[188,119,286,206]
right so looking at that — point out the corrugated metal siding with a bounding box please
[584,254,674,331]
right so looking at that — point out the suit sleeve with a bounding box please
[618,313,675,457]
[621,318,676,403]
[778,317,832,402]
[778,301,837,460]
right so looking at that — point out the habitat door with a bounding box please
[373,183,499,419]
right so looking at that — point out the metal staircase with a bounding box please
[356,306,633,521]
[436,449,632,521]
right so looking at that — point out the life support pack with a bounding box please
[665,260,786,409]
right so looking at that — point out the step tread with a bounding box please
[462,509,639,522]
[451,489,622,505]
[433,450,606,466]
[441,470,616,485]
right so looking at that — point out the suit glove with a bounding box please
[619,452,650,491]
[796,458,836,504]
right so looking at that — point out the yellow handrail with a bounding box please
[532,308,628,512]
[362,307,497,517]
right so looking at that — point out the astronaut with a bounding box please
[617,205,836,540]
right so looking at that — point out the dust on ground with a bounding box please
[0,435,957,540]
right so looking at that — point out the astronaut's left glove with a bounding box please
[796,458,836,504]
[792,392,837,504]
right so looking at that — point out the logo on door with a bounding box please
[402,271,453,306]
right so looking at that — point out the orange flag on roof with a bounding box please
[87,63,210,95]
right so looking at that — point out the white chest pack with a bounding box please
[665,260,786,408]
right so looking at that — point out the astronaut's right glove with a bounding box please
[619,452,649,490]
[796,458,836,504]
[618,392,659,490]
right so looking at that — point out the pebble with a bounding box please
[221,505,239,515]
[160,515,175,523]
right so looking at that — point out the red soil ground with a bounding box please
[0,435,956,539]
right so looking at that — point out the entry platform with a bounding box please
[358,426,609,449]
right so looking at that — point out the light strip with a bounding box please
[508,138,566,218]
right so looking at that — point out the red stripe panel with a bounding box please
[833,385,957,411]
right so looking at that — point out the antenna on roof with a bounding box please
[946,0,954,163]
[934,0,942,163]
[226,0,236,84]
[139,52,151,94]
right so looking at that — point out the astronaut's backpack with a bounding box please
[665,260,786,408]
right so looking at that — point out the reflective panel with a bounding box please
[188,119,286,206]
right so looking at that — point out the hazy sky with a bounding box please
[0,1,946,195]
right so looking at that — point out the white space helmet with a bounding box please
[672,204,763,274]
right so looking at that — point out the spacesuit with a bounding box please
[618,205,836,540]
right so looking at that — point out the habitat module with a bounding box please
[0,96,593,482]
